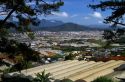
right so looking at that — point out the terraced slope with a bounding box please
[9,60,125,82]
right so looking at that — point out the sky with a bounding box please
[0,0,111,25]
[40,0,110,25]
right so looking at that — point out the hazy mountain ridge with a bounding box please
[39,23,90,31]
[39,19,64,27]
[10,19,115,32]
[31,19,112,31]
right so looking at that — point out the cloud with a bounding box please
[98,20,103,24]
[123,15,125,18]
[92,12,102,19]
[0,12,8,16]
[84,16,90,20]
[52,12,69,17]
[71,14,78,18]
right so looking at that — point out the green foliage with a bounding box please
[27,32,35,40]
[0,0,64,75]
[3,68,12,74]
[115,37,125,44]
[3,61,33,73]
[0,37,40,62]
[14,61,33,72]
[0,0,63,71]
[0,0,64,31]
[50,54,63,60]
[0,28,9,37]
[0,0,64,59]
[90,1,125,42]
[0,0,64,80]
[33,70,53,82]
[65,53,75,60]
[2,70,54,82]
[60,79,73,82]
[53,46,85,52]
[120,51,125,56]
[89,0,125,26]
[92,76,114,82]
[1,74,32,82]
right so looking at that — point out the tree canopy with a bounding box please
[0,0,64,34]
[0,0,64,52]
[90,0,125,43]
[0,0,64,72]
[90,0,125,26]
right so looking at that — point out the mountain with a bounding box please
[30,19,114,31]
[88,25,113,30]
[39,23,87,31]
[38,23,110,31]
[10,19,122,33]
[39,19,64,27]
[31,19,64,31]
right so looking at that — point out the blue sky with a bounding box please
[41,0,110,25]
[0,0,111,25]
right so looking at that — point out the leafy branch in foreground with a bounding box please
[89,0,125,45]
[0,0,64,72]
[89,0,125,26]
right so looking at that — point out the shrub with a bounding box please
[61,79,73,82]
[65,53,75,60]
[92,76,114,82]
[1,74,32,82]
[75,79,86,82]
[51,54,63,60]
[33,70,53,82]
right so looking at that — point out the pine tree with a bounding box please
[0,0,64,72]
[90,0,125,42]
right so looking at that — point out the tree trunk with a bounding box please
[0,5,19,28]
